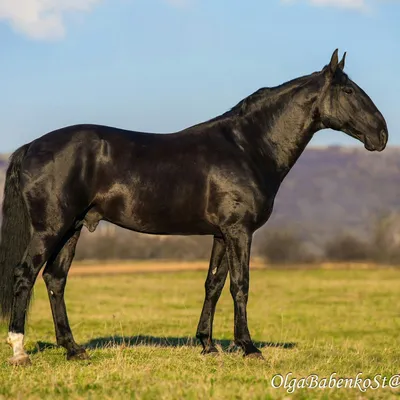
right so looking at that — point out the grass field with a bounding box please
[1,264,400,399]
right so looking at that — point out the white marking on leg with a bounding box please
[212,267,217,275]
[7,332,28,357]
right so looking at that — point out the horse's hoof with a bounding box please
[8,354,31,366]
[226,342,241,353]
[67,350,90,361]
[245,352,265,360]
[201,347,219,356]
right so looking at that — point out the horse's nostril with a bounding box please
[378,129,388,151]
[380,129,387,143]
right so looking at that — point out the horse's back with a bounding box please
[18,124,224,235]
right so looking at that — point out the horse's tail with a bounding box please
[0,143,31,321]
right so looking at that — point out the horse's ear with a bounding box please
[328,48,339,74]
[338,51,346,71]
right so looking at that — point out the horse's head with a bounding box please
[316,49,388,152]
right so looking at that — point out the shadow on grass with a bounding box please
[31,336,296,354]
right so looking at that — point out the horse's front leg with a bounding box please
[223,226,263,358]
[196,236,228,354]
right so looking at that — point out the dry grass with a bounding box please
[1,265,400,399]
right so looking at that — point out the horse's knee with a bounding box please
[229,285,248,303]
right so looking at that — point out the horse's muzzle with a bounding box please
[364,129,388,152]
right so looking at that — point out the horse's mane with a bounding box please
[190,68,348,131]
[224,71,323,117]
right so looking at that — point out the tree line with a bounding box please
[74,212,400,265]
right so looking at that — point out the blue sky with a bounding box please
[0,0,399,152]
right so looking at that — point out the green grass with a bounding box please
[1,268,400,399]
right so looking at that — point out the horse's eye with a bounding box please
[343,87,354,95]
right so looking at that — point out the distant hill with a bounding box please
[265,146,400,249]
[0,147,399,251]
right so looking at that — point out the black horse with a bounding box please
[0,50,388,365]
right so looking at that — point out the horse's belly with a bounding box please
[95,185,218,236]
[106,211,218,236]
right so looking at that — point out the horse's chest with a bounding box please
[251,197,275,229]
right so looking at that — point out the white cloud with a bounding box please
[309,0,366,8]
[0,0,192,40]
[281,0,369,10]
[0,0,101,40]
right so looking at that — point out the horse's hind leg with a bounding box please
[196,236,228,355]
[7,231,67,366]
[42,227,88,361]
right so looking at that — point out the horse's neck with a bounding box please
[266,101,318,175]
[237,86,320,179]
